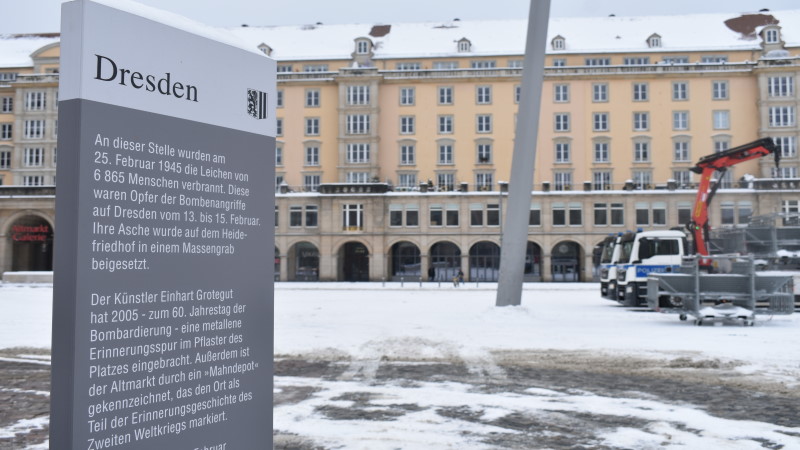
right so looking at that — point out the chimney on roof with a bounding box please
[760,8,770,12]
[609,14,616,17]
[241,24,249,27]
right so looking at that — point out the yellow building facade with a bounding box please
[0,12,798,280]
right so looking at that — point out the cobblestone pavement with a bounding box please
[3,348,799,449]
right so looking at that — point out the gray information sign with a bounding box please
[51,1,275,449]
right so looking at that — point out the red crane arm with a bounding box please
[688,138,779,257]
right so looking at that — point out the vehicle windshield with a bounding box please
[619,240,634,263]
[600,241,616,264]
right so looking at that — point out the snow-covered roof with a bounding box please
[225,10,800,61]
[0,35,60,68]
[2,9,800,68]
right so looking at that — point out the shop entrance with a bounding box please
[340,242,369,281]
[9,216,53,271]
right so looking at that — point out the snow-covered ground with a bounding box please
[2,282,800,449]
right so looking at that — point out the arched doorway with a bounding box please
[524,241,543,281]
[469,241,500,282]
[289,242,320,281]
[429,241,461,282]
[339,242,369,281]
[8,216,53,271]
[551,241,582,282]
[389,241,421,281]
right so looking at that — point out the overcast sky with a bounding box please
[2,0,799,34]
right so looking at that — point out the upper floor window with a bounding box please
[554,84,569,102]
[593,83,608,102]
[342,204,364,230]
[593,113,609,132]
[396,62,421,71]
[437,173,455,191]
[592,172,613,192]
[768,76,794,97]
[712,81,729,100]
[24,147,44,167]
[276,90,283,108]
[276,118,283,136]
[275,146,283,166]
[515,85,521,103]
[476,114,492,133]
[346,143,370,163]
[1,123,11,140]
[305,146,320,166]
[477,142,492,164]
[647,34,661,48]
[305,117,320,136]
[471,60,496,69]
[346,85,370,105]
[632,83,648,101]
[553,172,572,191]
[663,56,689,64]
[701,55,728,63]
[476,86,492,104]
[769,107,795,127]
[585,58,611,66]
[672,82,688,100]
[400,116,415,134]
[554,113,570,132]
[277,64,293,73]
[624,57,650,65]
[0,72,18,81]
[346,114,370,134]
[438,115,453,134]
[773,136,797,158]
[551,36,565,51]
[438,86,453,105]
[673,140,690,162]
[0,150,10,169]
[24,176,44,187]
[555,141,571,163]
[552,58,566,67]
[25,92,46,111]
[593,141,610,163]
[633,141,650,162]
[303,64,328,72]
[673,111,689,130]
[400,87,415,105]
[475,173,494,191]
[713,110,730,130]
[508,60,523,68]
[346,172,370,184]
[23,120,45,139]
[400,144,416,165]
[1,97,12,113]
[305,89,320,107]
[458,39,471,52]
[633,112,649,131]
[438,142,454,165]
[433,61,458,70]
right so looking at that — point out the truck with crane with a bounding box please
[646,138,796,324]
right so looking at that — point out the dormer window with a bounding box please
[764,27,780,44]
[551,35,565,51]
[457,38,471,53]
[356,39,371,54]
[647,33,661,48]
[258,43,273,56]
